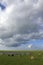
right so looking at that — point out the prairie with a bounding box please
[0,51,43,65]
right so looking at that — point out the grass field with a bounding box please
[0,51,43,65]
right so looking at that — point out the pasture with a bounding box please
[0,51,43,65]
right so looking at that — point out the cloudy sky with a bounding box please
[0,0,43,50]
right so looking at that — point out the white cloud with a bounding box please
[28,44,33,48]
[0,0,43,47]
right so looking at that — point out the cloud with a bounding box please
[28,44,32,48]
[0,0,43,47]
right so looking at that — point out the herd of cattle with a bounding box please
[0,51,30,56]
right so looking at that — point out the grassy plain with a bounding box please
[0,51,43,65]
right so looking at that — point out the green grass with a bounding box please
[0,51,43,65]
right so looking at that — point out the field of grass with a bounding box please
[0,51,43,65]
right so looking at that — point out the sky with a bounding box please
[0,0,43,50]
